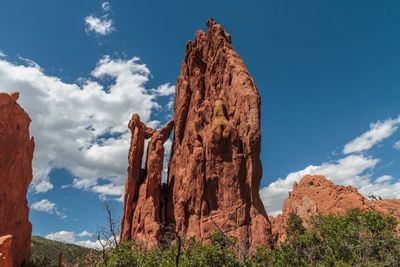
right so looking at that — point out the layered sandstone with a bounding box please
[121,19,273,249]
[165,19,272,249]
[271,175,400,243]
[0,92,34,266]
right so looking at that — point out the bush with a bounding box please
[98,209,400,267]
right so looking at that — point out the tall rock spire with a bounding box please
[166,19,273,249]
[121,19,273,250]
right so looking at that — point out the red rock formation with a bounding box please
[121,20,273,250]
[120,114,154,241]
[166,19,272,249]
[0,235,13,267]
[0,92,34,266]
[128,120,174,246]
[271,175,400,243]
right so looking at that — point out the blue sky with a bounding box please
[0,0,399,247]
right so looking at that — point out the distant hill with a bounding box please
[30,236,98,266]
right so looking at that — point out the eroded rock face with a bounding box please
[121,20,273,250]
[128,120,174,246]
[271,175,400,243]
[0,92,34,266]
[120,113,175,246]
[166,19,272,249]
[120,114,155,241]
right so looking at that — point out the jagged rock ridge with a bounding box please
[121,19,273,249]
[0,92,35,266]
[270,175,400,243]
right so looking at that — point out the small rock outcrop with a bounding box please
[121,19,273,250]
[0,235,13,267]
[271,175,400,243]
[0,92,34,266]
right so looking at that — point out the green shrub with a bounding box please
[97,209,400,267]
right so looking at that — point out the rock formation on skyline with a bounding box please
[120,114,155,241]
[270,175,400,243]
[0,92,35,266]
[121,19,273,250]
[166,19,273,249]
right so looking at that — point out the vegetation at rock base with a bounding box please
[28,209,400,266]
[98,209,400,267]
[28,236,98,267]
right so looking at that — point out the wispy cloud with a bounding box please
[78,230,94,238]
[101,2,111,12]
[31,199,66,218]
[394,140,400,150]
[85,15,114,36]
[152,83,175,96]
[343,116,400,154]
[85,2,115,36]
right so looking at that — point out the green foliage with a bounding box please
[29,236,98,267]
[102,232,242,267]
[37,209,398,266]
[271,209,400,267]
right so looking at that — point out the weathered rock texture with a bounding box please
[0,235,13,267]
[120,115,175,246]
[0,92,34,266]
[166,19,272,249]
[120,114,155,241]
[270,175,400,243]
[121,19,273,249]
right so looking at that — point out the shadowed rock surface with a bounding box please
[270,175,400,243]
[0,92,34,266]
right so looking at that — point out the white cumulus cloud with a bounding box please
[0,53,172,200]
[260,155,379,216]
[261,115,400,216]
[45,230,101,249]
[78,230,94,238]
